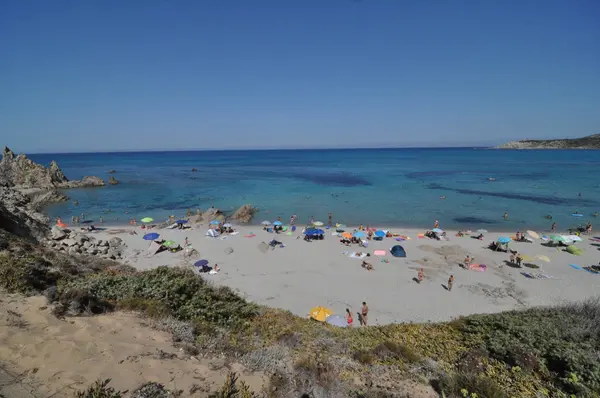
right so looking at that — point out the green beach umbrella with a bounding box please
[163,240,178,247]
[549,235,566,242]
[141,217,154,223]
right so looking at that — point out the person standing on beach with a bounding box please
[417,268,424,283]
[447,275,454,291]
[184,237,189,247]
[434,220,440,229]
[100,216,104,224]
[551,222,556,232]
[345,308,353,327]
[464,255,472,270]
[360,302,369,326]
[328,212,333,227]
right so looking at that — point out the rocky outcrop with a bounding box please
[108,170,116,174]
[108,176,119,185]
[0,186,50,241]
[44,227,126,260]
[497,134,600,149]
[232,204,258,223]
[0,146,105,189]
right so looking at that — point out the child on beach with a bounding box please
[345,308,353,327]
[447,275,454,291]
[417,268,424,283]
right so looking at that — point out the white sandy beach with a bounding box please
[91,223,600,325]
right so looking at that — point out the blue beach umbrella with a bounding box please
[497,237,512,244]
[374,230,386,238]
[325,315,347,327]
[210,220,221,225]
[143,232,160,241]
[176,219,188,224]
[353,231,366,238]
[273,221,283,226]
[390,245,407,257]
[314,229,324,235]
[432,228,444,234]
[194,259,209,267]
[304,228,317,236]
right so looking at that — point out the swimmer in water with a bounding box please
[503,211,508,220]
[594,212,598,218]
[440,196,446,200]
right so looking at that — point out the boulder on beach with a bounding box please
[232,204,258,223]
[201,207,223,222]
[108,176,119,185]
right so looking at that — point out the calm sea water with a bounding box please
[29,148,600,231]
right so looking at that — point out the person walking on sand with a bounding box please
[447,275,454,291]
[551,222,556,232]
[417,268,424,283]
[360,302,369,326]
[328,212,333,227]
[516,252,523,267]
[345,308,353,327]
[184,237,189,247]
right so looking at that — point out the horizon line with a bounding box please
[24,145,494,155]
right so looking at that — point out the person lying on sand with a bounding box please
[361,261,373,271]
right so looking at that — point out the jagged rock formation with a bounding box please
[108,176,119,185]
[498,134,600,149]
[232,204,258,223]
[43,227,125,259]
[0,186,50,241]
[0,146,106,188]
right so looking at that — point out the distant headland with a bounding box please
[497,134,600,149]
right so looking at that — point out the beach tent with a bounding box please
[146,241,163,256]
[390,245,406,258]
[206,229,220,238]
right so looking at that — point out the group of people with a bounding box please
[342,302,369,327]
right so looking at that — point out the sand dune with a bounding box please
[0,293,265,397]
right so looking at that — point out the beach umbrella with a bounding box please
[304,228,317,236]
[353,231,366,238]
[261,221,271,226]
[163,240,178,247]
[566,235,582,242]
[143,232,160,241]
[566,245,584,255]
[342,232,352,239]
[313,221,324,227]
[273,221,283,226]
[325,315,347,327]
[375,230,386,238]
[476,229,488,234]
[309,306,333,322]
[176,219,188,224]
[526,230,540,239]
[194,259,209,267]
[141,217,153,223]
[223,223,232,228]
[432,228,444,234]
[497,237,511,244]
[210,220,221,225]
[536,255,551,262]
[390,245,407,258]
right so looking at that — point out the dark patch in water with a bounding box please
[406,171,465,178]
[289,172,371,187]
[407,171,550,181]
[428,184,599,206]
[453,216,497,225]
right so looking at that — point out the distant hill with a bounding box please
[497,134,600,149]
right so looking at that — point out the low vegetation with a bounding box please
[1,229,599,397]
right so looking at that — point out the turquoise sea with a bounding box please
[29,148,600,231]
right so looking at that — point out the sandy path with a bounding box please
[0,293,265,397]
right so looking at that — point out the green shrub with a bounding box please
[74,379,123,398]
[434,372,507,398]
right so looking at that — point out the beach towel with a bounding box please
[244,234,256,238]
[469,264,487,272]
[374,250,386,256]
[230,231,239,235]
[349,252,368,259]
[417,234,425,239]
[167,223,178,229]
[569,264,583,270]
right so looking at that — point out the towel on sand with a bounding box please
[374,250,386,256]
[349,252,368,259]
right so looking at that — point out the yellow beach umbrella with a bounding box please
[526,230,540,239]
[309,306,333,322]
[536,255,551,263]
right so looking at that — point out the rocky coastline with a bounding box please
[497,133,600,149]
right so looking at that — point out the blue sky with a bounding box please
[1,0,599,153]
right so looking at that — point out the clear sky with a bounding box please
[1,0,599,153]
